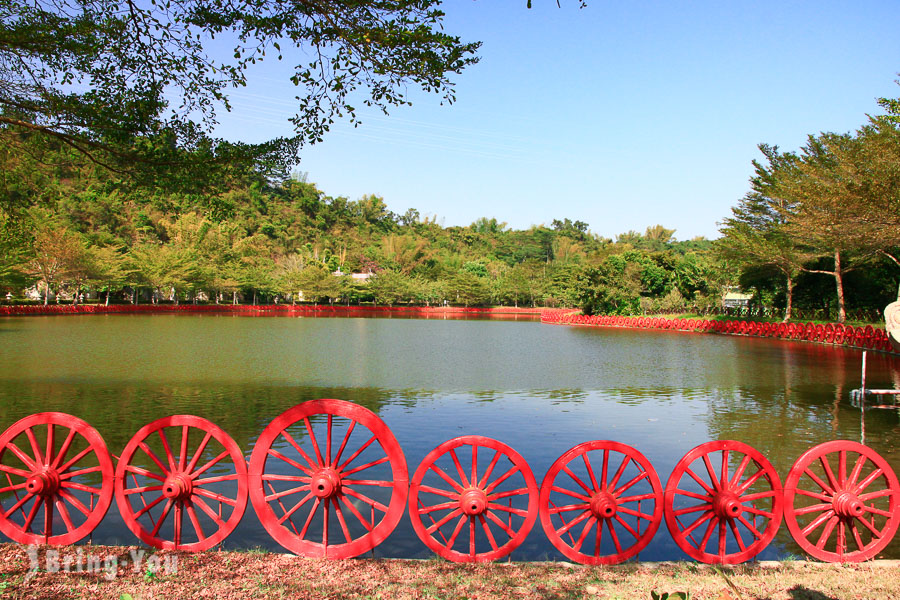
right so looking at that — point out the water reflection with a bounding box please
[0,315,898,560]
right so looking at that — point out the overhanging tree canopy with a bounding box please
[0,0,481,195]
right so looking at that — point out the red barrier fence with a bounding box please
[541,311,898,355]
[0,304,546,317]
[1,404,897,565]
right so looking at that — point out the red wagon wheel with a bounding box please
[409,436,538,563]
[664,441,783,564]
[784,441,899,562]
[115,415,248,551]
[0,413,114,545]
[539,441,663,564]
[249,399,408,558]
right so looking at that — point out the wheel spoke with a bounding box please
[484,465,519,494]
[337,434,378,472]
[471,444,478,489]
[332,420,356,467]
[342,487,389,513]
[298,498,320,541]
[674,488,710,502]
[150,499,174,537]
[60,481,102,494]
[125,464,166,482]
[720,449,729,490]
[608,455,632,492]
[856,468,885,493]
[801,510,835,537]
[276,491,315,525]
[281,430,318,472]
[265,484,310,503]
[485,509,517,538]
[59,465,102,481]
[477,451,501,489]
[796,488,832,502]
[486,502,529,517]
[0,463,31,478]
[803,467,835,496]
[302,418,325,467]
[44,424,55,468]
[54,496,76,532]
[448,449,470,488]
[123,484,164,496]
[0,481,28,494]
[859,489,894,502]
[729,454,751,488]
[737,515,763,540]
[417,500,459,514]
[740,489,776,503]
[561,465,591,494]
[582,452,599,492]
[478,514,498,551]
[818,455,840,494]
[340,455,389,477]
[838,450,847,487]
[157,429,177,472]
[178,425,190,471]
[426,507,462,534]
[617,492,658,503]
[681,510,714,538]
[138,442,170,476]
[194,473,240,486]
[192,487,237,507]
[5,442,37,471]
[673,503,711,517]
[685,467,715,496]
[338,494,374,532]
[190,449,230,479]
[557,509,591,537]
[418,484,461,500]
[267,449,313,475]
[326,415,333,467]
[847,454,867,488]
[50,428,77,470]
[186,504,206,542]
[617,505,655,521]
[701,454,720,492]
[814,515,839,549]
[572,515,595,552]
[192,496,226,526]
[446,514,467,549]
[25,428,44,467]
[607,517,623,554]
[613,514,640,540]
[735,468,766,495]
[134,494,166,519]
[728,518,746,551]
[488,487,531,501]
[184,432,212,474]
[3,491,34,519]
[613,471,648,496]
[333,497,352,543]
[430,464,465,494]
[550,485,590,502]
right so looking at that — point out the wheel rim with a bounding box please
[249,399,408,558]
[784,441,900,562]
[115,415,248,551]
[664,440,783,564]
[408,436,538,563]
[539,441,662,564]
[0,412,114,545]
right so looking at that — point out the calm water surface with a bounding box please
[1,314,898,560]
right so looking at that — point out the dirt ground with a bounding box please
[1,544,898,600]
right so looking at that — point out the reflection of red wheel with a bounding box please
[249,399,408,558]
[0,413,114,545]
[664,441,783,564]
[409,436,537,563]
[784,441,900,562]
[539,441,662,564]
[115,415,248,551]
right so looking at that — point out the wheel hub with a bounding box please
[26,469,60,497]
[311,468,341,498]
[712,491,743,520]
[832,491,864,519]
[589,491,618,519]
[162,473,194,500]
[459,488,488,516]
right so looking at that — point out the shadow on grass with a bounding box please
[788,586,838,600]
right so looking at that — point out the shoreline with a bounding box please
[1,543,899,599]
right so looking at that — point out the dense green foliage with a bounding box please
[716,83,900,322]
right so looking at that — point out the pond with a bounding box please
[0,314,898,561]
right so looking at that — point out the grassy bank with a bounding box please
[1,544,898,600]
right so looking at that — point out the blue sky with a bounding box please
[212,1,899,241]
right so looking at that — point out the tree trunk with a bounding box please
[44,283,49,306]
[834,250,846,324]
[783,273,794,323]
[105,287,110,306]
